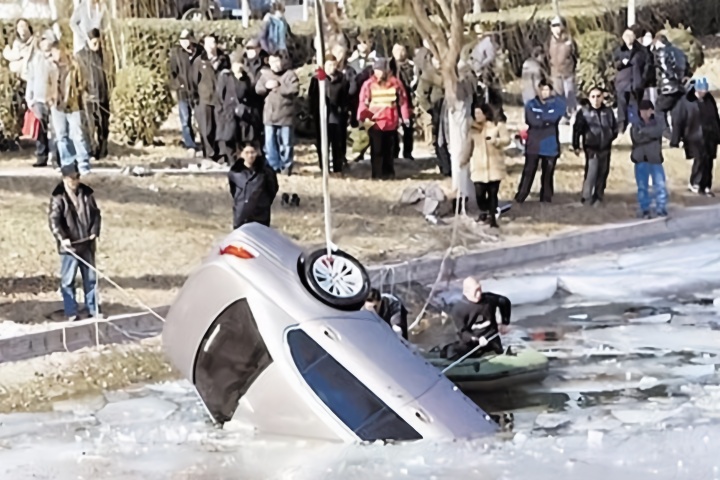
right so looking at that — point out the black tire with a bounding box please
[299,248,370,311]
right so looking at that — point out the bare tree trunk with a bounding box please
[443,78,473,210]
[472,0,481,15]
[552,0,560,17]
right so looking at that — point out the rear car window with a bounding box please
[287,329,421,442]
[193,299,272,424]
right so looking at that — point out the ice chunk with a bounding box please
[95,397,178,426]
[627,313,672,324]
[611,407,682,424]
[587,430,603,447]
[534,413,571,430]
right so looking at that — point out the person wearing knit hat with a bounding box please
[670,76,720,196]
[356,56,411,179]
[630,98,668,219]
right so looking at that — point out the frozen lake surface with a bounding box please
[2,238,720,479]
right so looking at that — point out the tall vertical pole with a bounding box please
[303,0,310,22]
[627,0,636,27]
[314,0,332,257]
[242,0,250,28]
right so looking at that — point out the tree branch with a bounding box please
[404,0,449,59]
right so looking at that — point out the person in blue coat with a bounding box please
[515,80,566,203]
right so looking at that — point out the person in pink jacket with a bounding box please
[357,58,410,179]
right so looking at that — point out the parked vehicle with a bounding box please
[162,223,498,442]
[177,0,305,21]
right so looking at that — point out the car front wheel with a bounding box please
[301,248,370,311]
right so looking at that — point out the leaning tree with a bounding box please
[404,0,474,202]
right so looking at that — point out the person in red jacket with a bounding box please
[357,58,411,179]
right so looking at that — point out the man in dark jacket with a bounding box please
[363,288,409,340]
[215,51,259,165]
[256,52,299,174]
[630,100,668,219]
[444,277,511,359]
[416,56,450,176]
[169,28,201,152]
[48,162,102,321]
[572,86,619,205]
[653,34,689,120]
[76,28,109,160]
[309,54,351,173]
[390,43,416,161]
[515,80,566,203]
[228,142,279,229]
[193,34,228,161]
[613,28,651,132]
[671,77,720,196]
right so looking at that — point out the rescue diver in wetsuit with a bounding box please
[443,277,511,359]
[364,288,409,340]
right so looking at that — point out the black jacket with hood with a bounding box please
[48,182,102,255]
[572,103,619,151]
[228,156,279,229]
[671,87,720,160]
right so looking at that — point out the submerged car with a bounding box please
[163,223,497,442]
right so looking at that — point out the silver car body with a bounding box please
[163,223,497,442]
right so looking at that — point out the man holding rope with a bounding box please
[442,277,511,360]
[48,162,102,321]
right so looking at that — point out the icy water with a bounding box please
[3,239,720,480]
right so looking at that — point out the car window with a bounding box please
[288,329,421,442]
[193,298,272,424]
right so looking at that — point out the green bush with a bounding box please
[110,64,173,145]
[576,30,618,96]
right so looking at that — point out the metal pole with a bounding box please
[314,0,332,258]
[441,332,500,374]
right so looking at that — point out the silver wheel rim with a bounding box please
[312,255,364,299]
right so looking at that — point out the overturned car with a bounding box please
[163,223,497,442]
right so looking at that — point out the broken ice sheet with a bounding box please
[611,407,684,425]
[95,397,178,426]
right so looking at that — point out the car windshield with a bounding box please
[193,298,272,424]
[288,329,421,442]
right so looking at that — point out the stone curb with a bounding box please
[2,203,720,365]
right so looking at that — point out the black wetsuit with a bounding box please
[444,293,512,359]
[377,293,409,340]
